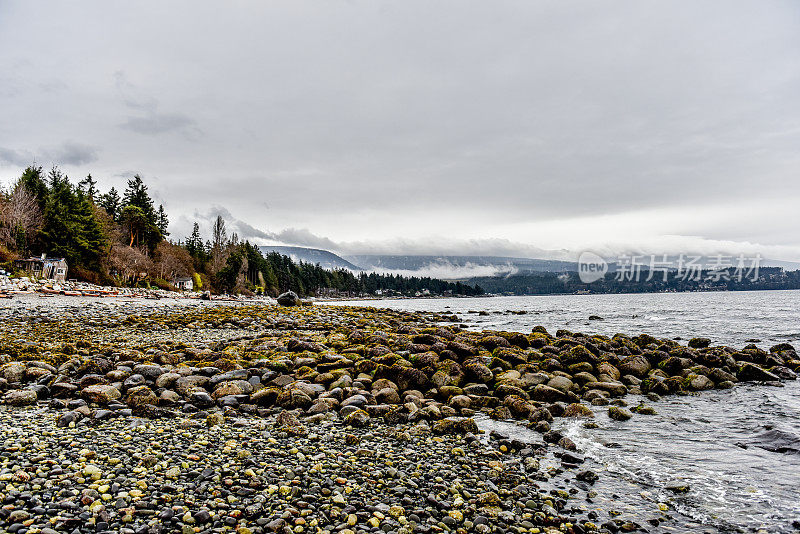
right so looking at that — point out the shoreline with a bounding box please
[0,302,797,533]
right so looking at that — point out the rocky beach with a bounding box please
[0,299,798,534]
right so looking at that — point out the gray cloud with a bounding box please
[47,142,98,166]
[120,113,198,136]
[193,205,275,242]
[115,71,200,137]
[1,1,799,260]
[0,142,98,168]
[0,147,33,167]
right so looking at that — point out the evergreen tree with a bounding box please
[78,174,98,202]
[99,187,121,220]
[186,222,202,257]
[38,167,107,270]
[156,204,169,236]
[122,175,156,219]
[120,205,160,249]
[120,175,161,250]
[17,165,48,210]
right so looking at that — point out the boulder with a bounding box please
[590,381,628,397]
[175,375,210,396]
[3,389,38,406]
[449,395,472,410]
[608,406,633,421]
[597,362,621,381]
[81,384,121,405]
[563,403,594,418]
[250,387,280,406]
[0,362,26,383]
[531,384,567,403]
[687,374,714,391]
[155,372,181,389]
[688,338,711,349]
[277,291,300,306]
[51,382,78,398]
[343,409,370,428]
[190,391,215,408]
[132,364,164,381]
[618,355,651,378]
[212,380,254,400]
[125,385,159,408]
[374,388,401,405]
[463,361,494,383]
[547,375,574,392]
[738,363,780,382]
[432,417,479,435]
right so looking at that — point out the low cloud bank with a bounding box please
[366,261,519,280]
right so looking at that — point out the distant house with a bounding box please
[14,255,68,283]
[173,276,194,291]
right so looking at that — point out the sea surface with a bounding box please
[327,291,800,533]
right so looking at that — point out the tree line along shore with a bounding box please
[0,166,483,298]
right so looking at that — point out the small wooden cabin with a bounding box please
[173,276,194,291]
[14,255,69,283]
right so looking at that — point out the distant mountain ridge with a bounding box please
[258,246,362,271]
[257,246,800,280]
[344,254,577,274]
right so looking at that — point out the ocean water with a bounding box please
[326,290,800,350]
[326,291,800,532]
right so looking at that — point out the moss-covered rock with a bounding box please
[608,406,633,421]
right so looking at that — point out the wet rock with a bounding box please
[563,403,594,417]
[688,374,714,391]
[608,406,633,421]
[738,363,780,382]
[375,387,401,404]
[631,403,657,415]
[190,390,215,408]
[432,417,479,435]
[618,355,651,378]
[155,372,181,389]
[591,381,628,397]
[206,412,224,427]
[688,337,711,349]
[547,375,574,393]
[59,412,81,430]
[665,480,690,493]
[175,374,210,396]
[532,384,567,402]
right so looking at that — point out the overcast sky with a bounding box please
[1,1,799,261]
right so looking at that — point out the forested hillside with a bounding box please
[0,166,483,297]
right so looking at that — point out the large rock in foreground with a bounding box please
[3,389,38,406]
[277,291,300,306]
[432,417,479,435]
[81,385,121,405]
